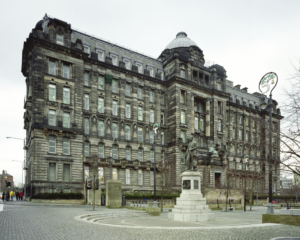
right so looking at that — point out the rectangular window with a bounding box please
[181,130,186,143]
[56,34,64,45]
[49,163,56,181]
[112,123,118,138]
[98,144,104,158]
[96,97,104,112]
[239,116,242,125]
[63,164,70,182]
[138,87,143,99]
[136,62,143,74]
[48,60,56,75]
[232,128,235,139]
[112,146,118,160]
[111,55,118,66]
[63,112,70,128]
[112,79,117,93]
[150,171,154,185]
[138,107,143,121]
[195,117,199,129]
[84,142,89,157]
[84,72,89,86]
[49,136,56,153]
[150,150,154,163]
[63,87,70,104]
[161,112,164,125]
[84,94,89,110]
[49,110,56,126]
[126,103,131,118]
[239,129,242,140]
[217,119,222,132]
[161,93,164,105]
[138,170,143,185]
[239,163,242,170]
[126,147,131,161]
[150,90,154,102]
[218,102,222,114]
[200,118,204,131]
[252,120,255,128]
[231,115,235,123]
[181,110,185,124]
[150,109,154,123]
[126,169,130,184]
[161,132,164,145]
[96,50,104,62]
[63,138,70,155]
[84,118,89,135]
[98,120,104,137]
[125,84,131,96]
[246,132,249,141]
[217,83,221,90]
[180,70,186,78]
[98,76,104,90]
[84,46,90,55]
[245,118,249,126]
[180,91,185,103]
[112,168,117,180]
[124,59,131,70]
[125,125,131,140]
[49,84,56,101]
[150,130,154,144]
[138,127,143,142]
[63,64,70,79]
[138,149,143,161]
[158,70,164,80]
[112,100,118,116]
[147,66,154,77]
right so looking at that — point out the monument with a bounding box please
[168,136,215,222]
[106,180,122,207]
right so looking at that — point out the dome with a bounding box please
[209,64,226,76]
[35,20,43,30]
[165,32,198,49]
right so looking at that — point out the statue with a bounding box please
[184,136,197,171]
[209,146,219,157]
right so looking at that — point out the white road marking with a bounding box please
[0,204,3,212]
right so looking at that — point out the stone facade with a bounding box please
[22,15,282,197]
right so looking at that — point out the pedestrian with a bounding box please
[6,191,9,201]
[16,191,19,201]
[10,190,14,201]
[1,191,4,202]
[20,191,24,200]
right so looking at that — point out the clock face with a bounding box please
[259,72,278,94]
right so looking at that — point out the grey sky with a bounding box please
[1,0,299,185]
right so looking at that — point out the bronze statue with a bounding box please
[184,136,197,171]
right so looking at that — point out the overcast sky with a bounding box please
[1,0,299,185]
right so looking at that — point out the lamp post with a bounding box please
[152,123,159,208]
[244,155,249,212]
[258,72,278,214]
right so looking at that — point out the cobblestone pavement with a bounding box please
[0,202,300,240]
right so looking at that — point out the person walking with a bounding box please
[10,190,14,201]
[16,191,19,201]
[19,191,24,201]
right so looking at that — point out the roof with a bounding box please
[0,173,12,177]
[165,32,198,49]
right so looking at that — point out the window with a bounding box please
[49,163,56,181]
[84,118,89,135]
[63,87,70,104]
[112,168,118,180]
[245,118,249,126]
[150,109,154,123]
[84,142,89,157]
[112,79,118,93]
[217,83,221,90]
[150,130,154,144]
[63,112,70,128]
[84,94,89,110]
[246,132,249,142]
[180,91,185,103]
[158,70,164,80]
[125,84,131,96]
[161,132,164,145]
[98,76,104,90]
[138,149,143,161]
[49,110,56,126]
[161,93,164,105]
[150,90,154,102]
[147,66,154,77]
[49,84,56,101]
[126,104,131,118]
[239,129,242,140]
[232,145,235,154]
[238,145,242,155]
[180,69,186,78]
[252,133,255,144]
[181,130,186,143]
[161,112,164,125]
[96,49,104,62]
[112,100,118,116]
[63,164,70,182]
[138,170,143,185]
[124,58,131,70]
[49,60,56,75]
[218,102,222,113]
[217,119,222,132]
[257,149,260,157]
[218,138,221,147]
[181,151,185,164]
[84,72,89,86]
[49,136,56,153]
[138,87,143,99]
[112,123,118,138]
[161,151,165,163]
[195,117,199,129]
[239,162,242,170]
[63,63,70,79]
[84,46,90,55]
[231,115,235,124]
[63,138,70,155]
[126,147,131,161]
[232,128,236,139]
[138,127,143,142]
[239,116,242,125]
[56,34,64,45]
[150,171,154,185]
[111,54,118,66]
[98,120,104,136]
[126,169,130,184]
[136,62,143,74]
[150,150,154,162]
[125,125,131,140]
[98,143,104,158]
[112,145,118,159]
[98,98,104,113]
[181,110,185,124]
[200,118,204,131]
[138,107,143,121]
[252,120,255,128]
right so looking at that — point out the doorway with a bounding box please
[215,172,221,188]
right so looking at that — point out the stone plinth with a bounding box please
[168,171,215,222]
[106,180,122,207]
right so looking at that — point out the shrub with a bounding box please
[32,193,84,200]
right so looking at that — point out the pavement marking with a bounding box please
[0,204,3,212]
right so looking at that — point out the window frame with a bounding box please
[49,110,56,126]
[63,112,70,128]
[181,110,186,124]
[48,60,56,75]
[98,76,104,90]
[84,72,89,86]
[98,98,104,113]
[138,107,143,121]
[49,136,56,153]
[125,125,131,140]
[84,142,90,157]
[84,94,89,110]
[98,143,104,158]
[63,138,70,155]
[98,120,104,137]
[126,103,131,118]
[112,123,118,139]
[150,109,154,123]
[63,87,70,104]
[126,147,131,161]
[49,84,56,101]
[138,127,143,142]
[63,63,70,79]
[126,169,130,184]
[56,34,64,45]
[138,149,143,161]
[84,118,89,135]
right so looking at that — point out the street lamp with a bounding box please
[244,155,249,212]
[258,72,278,214]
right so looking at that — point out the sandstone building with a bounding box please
[22,14,282,197]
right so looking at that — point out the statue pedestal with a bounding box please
[168,171,215,222]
